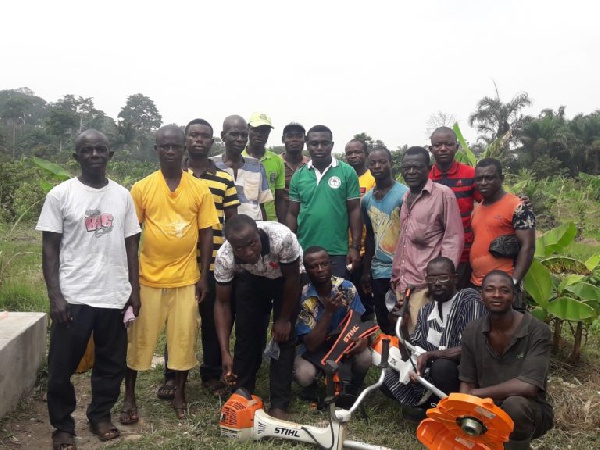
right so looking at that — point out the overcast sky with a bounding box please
[1,0,598,150]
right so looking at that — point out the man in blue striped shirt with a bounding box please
[381,256,486,416]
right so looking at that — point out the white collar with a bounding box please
[306,156,338,170]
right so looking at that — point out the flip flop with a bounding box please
[156,382,177,400]
[89,421,120,442]
[52,430,77,450]
[203,378,230,397]
[119,407,139,425]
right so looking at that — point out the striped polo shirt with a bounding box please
[430,161,482,263]
[187,162,240,271]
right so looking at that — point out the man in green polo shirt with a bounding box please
[243,112,285,222]
[286,124,362,278]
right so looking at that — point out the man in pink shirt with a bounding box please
[391,146,464,333]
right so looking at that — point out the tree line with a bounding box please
[0,86,599,178]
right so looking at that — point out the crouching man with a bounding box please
[294,246,374,404]
[459,270,553,450]
[214,214,302,420]
[381,257,486,420]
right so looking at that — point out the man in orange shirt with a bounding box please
[470,158,535,302]
[122,125,219,423]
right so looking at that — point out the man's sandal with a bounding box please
[119,407,139,425]
[52,430,77,450]
[203,378,230,397]
[89,421,120,442]
[156,382,177,400]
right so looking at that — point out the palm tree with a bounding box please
[469,83,532,146]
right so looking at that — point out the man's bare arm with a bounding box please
[42,231,70,324]
[285,201,300,233]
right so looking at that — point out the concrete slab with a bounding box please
[0,312,47,419]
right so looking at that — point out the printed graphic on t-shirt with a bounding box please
[328,176,341,189]
[85,209,114,237]
[367,204,401,256]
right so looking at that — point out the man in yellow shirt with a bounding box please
[345,139,375,319]
[122,125,219,423]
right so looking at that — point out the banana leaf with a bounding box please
[585,254,600,272]
[452,123,477,167]
[545,296,596,321]
[534,222,576,258]
[541,256,590,275]
[33,156,72,181]
[563,282,600,302]
[524,259,553,307]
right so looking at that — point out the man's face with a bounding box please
[426,262,456,303]
[228,226,262,264]
[345,141,367,170]
[306,131,334,166]
[186,124,214,158]
[475,165,503,199]
[482,274,515,314]
[283,129,305,153]
[248,125,272,149]
[74,134,113,171]
[430,131,459,167]
[222,123,248,155]
[304,250,332,285]
[400,153,430,189]
[155,130,185,169]
[368,149,391,180]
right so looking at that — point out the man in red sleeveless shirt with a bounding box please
[429,127,481,288]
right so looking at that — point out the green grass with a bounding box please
[563,240,600,262]
[0,224,47,312]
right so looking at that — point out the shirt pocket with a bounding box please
[244,179,260,201]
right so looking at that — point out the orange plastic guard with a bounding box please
[417,393,514,450]
[219,391,264,430]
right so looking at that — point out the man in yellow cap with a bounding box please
[243,112,286,222]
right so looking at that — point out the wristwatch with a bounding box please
[350,244,361,251]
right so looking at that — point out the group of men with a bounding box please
[37,113,550,450]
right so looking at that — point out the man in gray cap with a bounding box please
[280,122,309,217]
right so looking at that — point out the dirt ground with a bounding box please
[0,374,145,450]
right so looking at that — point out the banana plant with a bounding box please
[523,222,600,363]
[452,123,477,167]
[32,156,72,193]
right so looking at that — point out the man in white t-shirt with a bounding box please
[36,129,141,448]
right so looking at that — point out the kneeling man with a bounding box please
[460,270,553,450]
[295,246,372,402]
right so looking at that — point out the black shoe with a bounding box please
[299,383,318,402]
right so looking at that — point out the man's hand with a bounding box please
[360,272,372,296]
[324,292,345,313]
[518,194,533,210]
[346,248,359,271]
[196,278,209,304]
[50,296,72,325]
[416,352,432,376]
[272,318,292,343]
[128,290,141,317]
[347,337,368,357]
[221,353,237,386]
